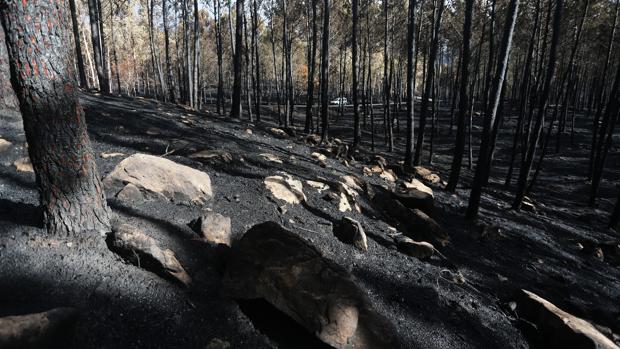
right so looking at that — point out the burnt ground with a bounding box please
[0,92,618,348]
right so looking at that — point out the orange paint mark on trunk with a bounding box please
[22,0,27,8]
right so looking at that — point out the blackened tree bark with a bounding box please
[513,0,563,210]
[413,0,444,165]
[251,0,261,121]
[69,0,88,88]
[0,0,111,235]
[466,0,520,219]
[319,0,331,142]
[215,0,224,113]
[193,0,201,109]
[230,0,244,118]
[351,0,361,149]
[445,0,474,192]
[87,0,109,93]
[404,0,417,169]
[305,0,318,133]
[163,0,177,103]
[610,189,620,229]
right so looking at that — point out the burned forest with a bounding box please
[1,0,620,348]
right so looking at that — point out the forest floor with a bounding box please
[0,92,619,348]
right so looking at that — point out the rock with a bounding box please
[333,217,368,251]
[189,149,233,163]
[373,155,387,168]
[264,173,306,204]
[306,134,321,145]
[306,180,329,192]
[0,307,78,348]
[269,127,289,138]
[107,224,191,286]
[104,153,212,205]
[146,127,161,135]
[115,183,144,201]
[515,289,618,349]
[379,169,397,182]
[394,235,434,259]
[259,153,283,164]
[206,338,231,349]
[363,165,383,176]
[311,152,327,162]
[100,152,125,158]
[244,128,253,135]
[188,212,232,246]
[393,179,434,215]
[0,138,12,152]
[13,157,33,173]
[222,222,401,349]
[413,166,441,185]
[370,186,448,247]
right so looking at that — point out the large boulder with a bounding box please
[107,224,191,287]
[0,307,78,349]
[222,222,401,349]
[104,153,212,205]
[515,290,618,349]
[264,173,306,204]
[370,185,448,247]
[393,179,434,215]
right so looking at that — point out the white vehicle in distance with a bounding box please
[330,97,348,106]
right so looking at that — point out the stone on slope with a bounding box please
[107,223,191,286]
[370,185,448,247]
[189,149,233,164]
[412,166,441,185]
[0,307,78,349]
[264,173,306,204]
[0,138,11,152]
[393,178,434,215]
[13,157,33,173]
[188,212,232,246]
[269,127,289,139]
[222,222,401,349]
[516,290,618,349]
[259,153,283,164]
[104,153,212,205]
[333,217,368,251]
[394,235,434,259]
[100,152,125,158]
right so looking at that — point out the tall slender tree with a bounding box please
[404,0,417,169]
[446,0,474,192]
[319,0,331,142]
[231,0,244,118]
[466,0,521,218]
[69,0,88,88]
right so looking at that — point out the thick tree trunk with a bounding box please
[1,0,111,235]
[445,0,474,192]
[251,0,261,121]
[230,0,244,118]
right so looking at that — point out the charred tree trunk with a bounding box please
[513,0,563,210]
[69,0,88,88]
[351,0,361,149]
[0,0,111,235]
[163,0,177,103]
[87,0,109,93]
[404,0,417,169]
[413,0,445,165]
[305,0,319,133]
[445,0,474,192]
[230,0,244,118]
[466,0,520,219]
[215,0,224,113]
[319,0,331,142]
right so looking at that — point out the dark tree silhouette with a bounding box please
[230,0,244,118]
